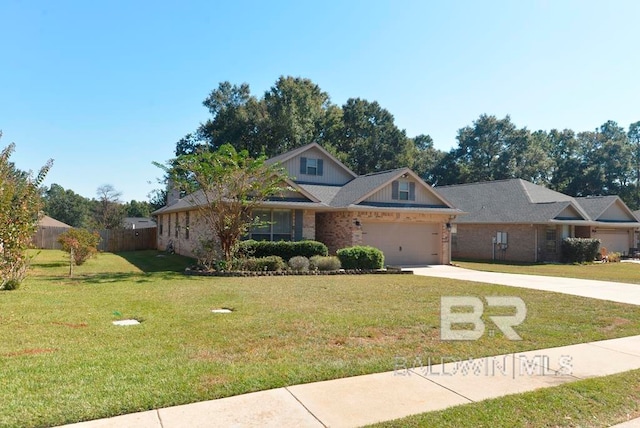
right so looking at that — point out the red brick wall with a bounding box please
[452,224,540,262]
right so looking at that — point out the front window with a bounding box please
[250,209,292,241]
[546,228,557,253]
[306,158,318,175]
[399,181,410,200]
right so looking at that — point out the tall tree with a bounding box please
[262,76,331,155]
[450,114,518,183]
[0,136,53,289]
[196,81,267,156]
[93,184,125,229]
[408,134,445,184]
[42,184,91,227]
[337,98,412,174]
[124,200,152,218]
[161,144,289,264]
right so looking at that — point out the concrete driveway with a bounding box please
[408,265,640,306]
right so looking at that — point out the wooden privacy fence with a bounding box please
[32,227,71,250]
[33,227,157,252]
[98,228,157,252]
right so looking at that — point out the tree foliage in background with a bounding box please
[175,75,421,177]
[92,184,125,229]
[42,183,154,229]
[0,135,53,290]
[42,183,91,227]
[168,75,640,210]
[158,144,290,263]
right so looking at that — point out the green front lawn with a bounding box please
[455,259,640,284]
[2,250,640,427]
[371,369,640,427]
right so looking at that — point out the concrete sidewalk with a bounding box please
[410,265,640,306]
[59,335,640,428]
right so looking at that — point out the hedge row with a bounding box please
[561,237,600,263]
[237,240,328,260]
[336,245,384,270]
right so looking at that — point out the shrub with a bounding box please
[607,252,621,263]
[237,240,328,260]
[288,256,310,271]
[561,238,600,263]
[58,228,101,266]
[336,245,384,270]
[309,255,341,271]
[239,256,286,272]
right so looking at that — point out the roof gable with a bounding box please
[266,143,357,185]
[554,204,585,220]
[436,179,589,224]
[577,196,638,222]
[330,168,454,208]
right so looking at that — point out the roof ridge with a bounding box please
[359,168,406,178]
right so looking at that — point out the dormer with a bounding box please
[266,143,357,186]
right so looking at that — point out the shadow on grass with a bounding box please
[115,250,195,273]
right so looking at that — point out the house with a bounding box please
[436,179,640,262]
[122,217,157,230]
[32,215,72,250]
[152,143,462,265]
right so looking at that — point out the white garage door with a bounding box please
[593,231,630,254]
[361,222,441,266]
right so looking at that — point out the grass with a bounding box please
[370,369,640,427]
[2,250,640,427]
[454,259,640,284]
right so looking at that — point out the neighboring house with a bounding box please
[152,143,462,265]
[38,215,72,229]
[123,217,157,229]
[437,179,640,262]
[32,215,72,250]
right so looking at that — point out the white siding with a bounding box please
[364,180,446,205]
[280,147,353,185]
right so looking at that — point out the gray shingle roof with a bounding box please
[574,196,619,220]
[329,169,406,207]
[435,179,589,224]
[297,184,342,205]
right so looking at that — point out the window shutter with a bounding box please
[409,182,416,201]
[317,159,323,176]
[392,181,399,200]
[294,210,303,241]
[300,157,307,174]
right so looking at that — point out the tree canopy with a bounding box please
[159,144,290,263]
[171,75,640,209]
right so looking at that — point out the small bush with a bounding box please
[337,246,384,270]
[288,256,310,271]
[561,238,600,263]
[239,256,286,272]
[58,228,101,266]
[309,255,341,271]
[607,252,621,263]
[237,240,328,260]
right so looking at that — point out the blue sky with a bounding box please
[1,0,638,202]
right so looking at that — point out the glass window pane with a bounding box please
[272,210,291,234]
[251,210,271,233]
